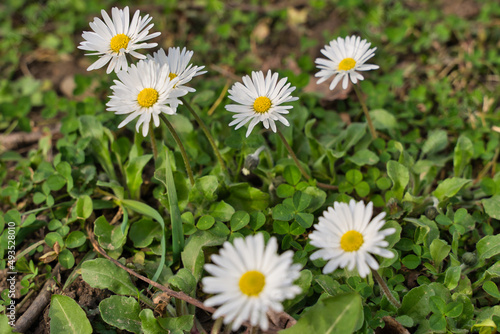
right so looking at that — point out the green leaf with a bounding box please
[433,177,471,201]
[483,281,500,299]
[47,174,66,191]
[168,268,197,294]
[209,201,235,222]
[226,183,270,212]
[370,109,398,130]
[58,249,75,269]
[140,309,164,334]
[99,296,141,334]
[421,130,448,156]
[387,161,409,200]
[429,313,446,332]
[197,215,215,230]
[189,175,219,203]
[272,203,294,221]
[444,266,461,290]
[482,195,500,220]
[125,155,152,200]
[295,212,314,228]
[454,135,473,177]
[45,232,64,248]
[33,192,46,205]
[284,165,302,185]
[230,211,250,231]
[65,231,86,249]
[347,149,380,166]
[81,258,136,296]
[129,219,161,248]
[292,191,312,211]
[430,295,446,315]
[0,314,13,334]
[277,184,296,198]
[477,235,500,261]
[346,169,363,185]
[429,239,451,270]
[181,231,226,282]
[49,295,92,334]
[402,255,420,270]
[399,285,434,323]
[75,195,92,220]
[121,199,166,282]
[281,293,363,334]
[157,315,194,333]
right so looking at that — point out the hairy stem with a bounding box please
[159,114,195,186]
[353,85,377,139]
[372,269,401,308]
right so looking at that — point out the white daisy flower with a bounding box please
[315,35,379,90]
[226,70,298,137]
[149,47,207,92]
[202,233,302,331]
[79,6,161,74]
[309,200,396,278]
[106,59,188,136]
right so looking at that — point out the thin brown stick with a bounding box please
[353,85,377,139]
[381,316,410,334]
[15,264,61,333]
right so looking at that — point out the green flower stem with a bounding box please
[211,317,224,334]
[372,268,401,308]
[149,127,158,160]
[180,97,228,173]
[353,84,377,139]
[159,114,195,186]
[276,128,338,191]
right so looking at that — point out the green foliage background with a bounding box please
[1,0,500,333]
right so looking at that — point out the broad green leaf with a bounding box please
[483,281,500,299]
[272,203,294,221]
[47,174,66,191]
[281,293,363,334]
[45,232,64,248]
[75,195,92,220]
[181,230,226,281]
[58,249,75,269]
[226,183,270,212]
[197,215,215,230]
[157,315,194,333]
[99,296,141,334]
[370,109,398,130]
[387,160,409,200]
[209,201,235,222]
[121,199,166,282]
[284,165,302,185]
[295,212,314,228]
[189,175,219,203]
[168,268,196,294]
[433,177,471,201]
[140,309,164,334]
[81,258,136,296]
[444,266,461,290]
[230,211,250,231]
[65,231,86,249]
[482,195,500,220]
[125,155,152,200]
[302,186,326,212]
[0,314,13,334]
[347,149,380,166]
[129,219,161,248]
[399,285,434,323]
[430,239,451,270]
[445,302,463,318]
[454,135,473,177]
[49,295,92,334]
[421,130,448,156]
[477,235,500,261]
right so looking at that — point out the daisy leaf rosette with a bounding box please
[226,70,298,137]
[315,35,379,90]
[106,59,188,136]
[309,200,396,278]
[79,6,161,73]
[202,233,302,331]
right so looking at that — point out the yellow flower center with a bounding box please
[253,96,272,114]
[169,73,178,80]
[239,270,266,296]
[338,58,356,71]
[110,34,131,53]
[137,88,159,108]
[340,230,364,252]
